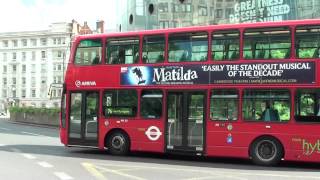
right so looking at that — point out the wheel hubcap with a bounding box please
[111,136,124,150]
[256,140,276,161]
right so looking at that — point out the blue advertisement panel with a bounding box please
[120,61,315,86]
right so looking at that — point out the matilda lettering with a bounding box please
[152,67,198,82]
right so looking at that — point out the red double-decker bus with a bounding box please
[60,19,320,165]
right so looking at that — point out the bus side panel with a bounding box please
[99,118,165,153]
[206,121,248,158]
[206,122,292,159]
[285,124,320,162]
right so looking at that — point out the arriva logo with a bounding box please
[152,67,198,82]
[302,139,320,156]
[75,80,96,88]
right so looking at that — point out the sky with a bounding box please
[0,0,119,32]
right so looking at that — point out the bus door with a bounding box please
[68,91,99,147]
[166,91,205,153]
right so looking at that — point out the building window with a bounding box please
[58,51,62,58]
[216,9,223,18]
[3,53,7,61]
[173,3,191,13]
[225,8,234,18]
[41,51,46,59]
[173,4,179,12]
[12,40,18,47]
[41,64,46,73]
[31,64,36,73]
[12,90,16,98]
[12,52,16,60]
[41,38,47,46]
[31,39,37,46]
[12,65,17,72]
[3,78,7,86]
[21,90,26,98]
[198,6,207,16]
[2,90,7,98]
[31,77,36,87]
[159,21,169,29]
[12,77,16,85]
[22,52,26,61]
[22,39,27,46]
[41,77,46,84]
[2,40,8,47]
[22,64,26,73]
[3,65,7,74]
[22,77,26,85]
[186,4,191,12]
[159,2,168,12]
[32,51,36,60]
[31,89,36,98]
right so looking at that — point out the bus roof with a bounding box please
[74,19,320,40]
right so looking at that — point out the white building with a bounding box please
[0,22,73,111]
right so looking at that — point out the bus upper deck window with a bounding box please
[168,32,208,62]
[142,36,165,63]
[243,27,291,60]
[106,37,140,64]
[296,25,320,59]
[75,39,102,65]
[212,30,239,61]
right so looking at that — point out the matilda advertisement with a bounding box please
[120,61,315,86]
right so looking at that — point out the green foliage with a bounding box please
[9,107,60,116]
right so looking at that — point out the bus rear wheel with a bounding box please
[107,131,130,155]
[250,137,283,166]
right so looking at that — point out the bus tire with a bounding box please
[107,131,130,156]
[250,137,283,166]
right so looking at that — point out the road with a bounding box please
[0,119,319,180]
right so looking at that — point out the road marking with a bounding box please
[184,176,223,180]
[11,148,22,153]
[99,167,146,180]
[0,127,9,130]
[54,172,73,180]
[21,131,44,136]
[37,161,53,168]
[82,162,107,180]
[22,153,36,159]
[95,163,320,180]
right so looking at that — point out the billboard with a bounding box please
[120,61,315,86]
[229,0,297,23]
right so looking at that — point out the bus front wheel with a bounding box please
[107,131,130,155]
[250,137,283,166]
